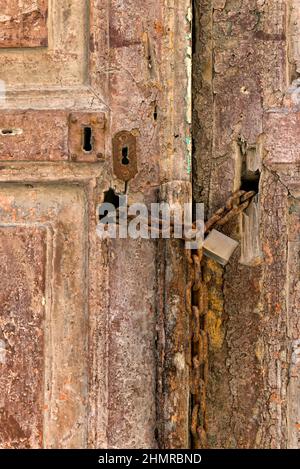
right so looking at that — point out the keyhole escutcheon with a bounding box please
[83,126,93,152]
[112,130,138,182]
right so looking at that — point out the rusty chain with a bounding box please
[111,189,256,447]
[204,190,256,234]
[113,190,255,240]
[188,189,256,448]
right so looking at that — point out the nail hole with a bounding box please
[153,105,158,121]
[82,126,93,152]
[0,128,23,136]
[121,146,130,165]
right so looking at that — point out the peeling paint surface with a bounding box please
[0,226,46,448]
[0,0,48,48]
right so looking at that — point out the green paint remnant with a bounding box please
[186,136,192,175]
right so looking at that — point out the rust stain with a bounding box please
[254,31,285,42]
[154,20,164,36]
[0,0,48,48]
[206,310,224,351]
[109,24,141,49]
[0,409,29,447]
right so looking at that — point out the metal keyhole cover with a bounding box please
[112,130,138,182]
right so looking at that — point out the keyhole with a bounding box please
[122,146,129,165]
[83,127,93,152]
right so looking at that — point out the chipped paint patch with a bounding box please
[186,136,192,175]
[0,80,5,107]
[174,352,186,372]
[0,339,6,364]
[185,5,192,176]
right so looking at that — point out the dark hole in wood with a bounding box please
[83,126,93,152]
[99,188,120,222]
[241,169,261,193]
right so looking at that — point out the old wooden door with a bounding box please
[0,0,191,449]
[193,0,300,449]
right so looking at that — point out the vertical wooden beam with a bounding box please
[157,181,192,449]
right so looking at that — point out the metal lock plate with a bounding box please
[203,229,239,266]
[68,112,105,162]
[112,131,138,182]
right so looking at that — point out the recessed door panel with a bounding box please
[0,226,46,448]
[0,185,88,448]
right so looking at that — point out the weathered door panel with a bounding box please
[0,185,88,448]
[0,225,46,448]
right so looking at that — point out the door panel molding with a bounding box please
[0,185,89,448]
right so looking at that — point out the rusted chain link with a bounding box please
[204,190,256,234]
[112,190,256,240]
[188,189,256,448]
[188,246,208,449]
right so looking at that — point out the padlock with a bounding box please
[203,229,239,266]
